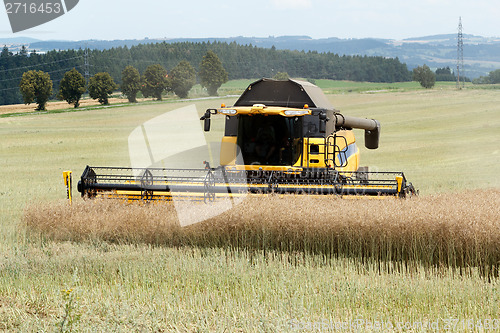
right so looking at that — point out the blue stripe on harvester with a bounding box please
[337,143,357,165]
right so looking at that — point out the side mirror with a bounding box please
[200,110,212,132]
[204,117,211,132]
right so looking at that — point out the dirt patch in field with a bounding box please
[0,97,150,115]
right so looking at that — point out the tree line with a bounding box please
[0,41,412,106]
[412,65,472,89]
[19,51,228,110]
[472,69,500,84]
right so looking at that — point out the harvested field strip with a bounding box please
[24,190,500,277]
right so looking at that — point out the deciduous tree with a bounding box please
[413,65,435,89]
[170,61,196,99]
[19,70,53,111]
[273,72,289,80]
[121,66,141,102]
[58,68,85,108]
[488,69,500,84]
[88,72,117,105]
[141,64,169,101]
[199,51,228,96]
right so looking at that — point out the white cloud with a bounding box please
[272,0,312,9]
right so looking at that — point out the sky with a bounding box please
[1,0,499,41]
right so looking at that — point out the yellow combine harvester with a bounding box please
[76,79,416,201]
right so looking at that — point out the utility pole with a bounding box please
[457,17,465,89]
[84,44,90,91]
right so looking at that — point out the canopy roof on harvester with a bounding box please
[234,78,335,110]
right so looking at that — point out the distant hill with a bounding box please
[0,36,41,44]
[2,34,500,78]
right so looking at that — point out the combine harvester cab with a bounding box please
[200,78,416,198]
[77,79,416,201]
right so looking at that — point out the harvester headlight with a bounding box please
[219,109,237,115]
[284,110,309,116]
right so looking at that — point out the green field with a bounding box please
[1,83,500,331]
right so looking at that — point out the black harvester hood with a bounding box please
[234,78,335,110]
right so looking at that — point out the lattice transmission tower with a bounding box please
[84,44,90,91]
[456,17,465,89]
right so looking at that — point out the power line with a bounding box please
[457,16,465,89]
[0,65,84,91]
[0,55,83,74]
[0,75,70,92]
[0,65,84,82]
[0,85,21,92]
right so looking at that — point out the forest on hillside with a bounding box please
[0,41,412,106]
